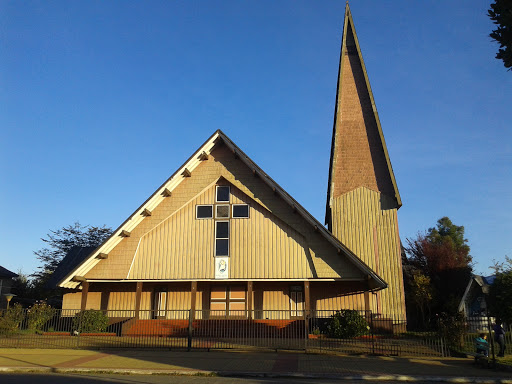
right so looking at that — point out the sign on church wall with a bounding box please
[215,257,229,279]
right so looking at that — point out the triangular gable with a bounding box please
[125,182,322,280]
[0,266,18,279]
[326,3,401,226]
[57,130,386,289]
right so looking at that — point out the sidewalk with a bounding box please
[0,348,511,383]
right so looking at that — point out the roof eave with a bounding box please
[59,129,387,290]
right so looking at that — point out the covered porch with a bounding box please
[63,279,379,335]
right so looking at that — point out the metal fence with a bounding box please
[0,308,448,356]
[461,315,511,358]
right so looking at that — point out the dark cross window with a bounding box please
[215,221,229,256]
[195,185,250,257]
[232,204,249,218]
[216,186,230,202]
[196,205,213,219]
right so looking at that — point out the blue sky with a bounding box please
[1,1,510,277]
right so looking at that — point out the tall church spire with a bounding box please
[325,4,406,320]
[326,3,401,228]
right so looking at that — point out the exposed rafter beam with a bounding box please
[96,253,108,260]
[141,208,152,217]
[162,188,172,197]
[182,168,192,177]
[120,230,131,238]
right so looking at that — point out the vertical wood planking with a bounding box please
[331,187,405,319]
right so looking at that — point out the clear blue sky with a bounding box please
[1,1,510,277]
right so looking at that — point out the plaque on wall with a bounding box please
[215,257,229,279]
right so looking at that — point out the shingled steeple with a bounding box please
[325,4,406,320]
[326,3,401,229]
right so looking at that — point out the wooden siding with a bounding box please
[85,145,365,282]
[128,184,313,280]
[62,291,101,314]
[62,282,387,320]
[331,187,406,319]
[312,282,367,313]
[62,292,82,313]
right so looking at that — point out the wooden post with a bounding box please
[190,281,197,320]
[304,281,310,312]
[188,281,198,351]
[364,275,371,321]
[364,291,370,314]
[304,281,310,340]
[247,281,253,319]
[134,282,143,320]
[80,281,89,311]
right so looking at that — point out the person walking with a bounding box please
[493,320,506,357]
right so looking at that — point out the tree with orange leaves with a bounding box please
[404,217,473,327]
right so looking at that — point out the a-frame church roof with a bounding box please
[326,4,401,226]
[56,130,387,291]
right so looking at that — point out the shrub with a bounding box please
[327,310,369,338]
[72,310,109,333]
[0,304,25,335]
[437,312,467,351]
[27,302,54,331]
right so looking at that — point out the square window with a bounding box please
[216,205,230,218]
[232,204,249,218]
[216,186,230,202]
[196,205,213,219]
[216,221,229,239]
[216,239,229,256]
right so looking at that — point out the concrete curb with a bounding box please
[1,367,512,383]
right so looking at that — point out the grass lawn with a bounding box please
[495,355,512,366]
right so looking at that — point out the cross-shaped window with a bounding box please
[195,185,249,257]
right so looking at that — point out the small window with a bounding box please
[216,204,230,218]
[216,221,229,238]
[215,221,229,256]
[216,186,230,202]
[196,205,213,219]
[232,204,249,218]
[216,239,229,256]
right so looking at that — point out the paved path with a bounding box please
[0,348,511,383]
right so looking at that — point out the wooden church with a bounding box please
[55,4,406,326]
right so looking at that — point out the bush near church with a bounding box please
[327,310,369,338]
[0,303,24,335]
[72,309,109,333]
[27,302,54,331]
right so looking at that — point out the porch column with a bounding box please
[80,281,89,311]
[134,282,143,319]
[364,291,370,312]
[304,280,310,335]
[247,281,253,319]
[303,281,310,312]
[190,281,197,321]
[364,275,371,318]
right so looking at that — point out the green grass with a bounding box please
[495,355,512,366]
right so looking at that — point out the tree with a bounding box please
[409,272,433,329]
[404,217,473,326]
[488,0,512,70]
[11,271,31,299]
[488,256,512,324]
[32,222,112,299]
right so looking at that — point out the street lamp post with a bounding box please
[481,286,496,365]
[3,293,16,309]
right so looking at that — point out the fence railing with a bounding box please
[0,308,448,356]
[461,315,511,358]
